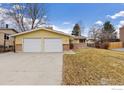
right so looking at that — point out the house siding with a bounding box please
[120,28,124,41]
[15,29,70,45]
[0,33,4,45]
[120,27,124,47]
[0,29,17,46]
[0,29,17,35]
[73,39,80,44]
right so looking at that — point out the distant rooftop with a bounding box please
[73,35,86,39]
[0,28,18,33]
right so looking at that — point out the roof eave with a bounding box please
[11,28,74,38]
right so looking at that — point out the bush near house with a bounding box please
[95,42,109,49]
[63,48,124,85]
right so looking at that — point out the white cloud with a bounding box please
[107,11,124,19]
[114,20,124,38]
[83,28,89,37]
[63,22,70,25]
[52,24,88,36]
[0,7,12,23]
[117,20,124,28]
[12,4,25,10]
[52,25,72,34]
[95,20,103,25]
[0,7,9,14]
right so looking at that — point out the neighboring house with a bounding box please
[0,28,18,50]
[120,26,124,46]
[71,36,86,49]
[73,36,86,43]
[11,27,75,52]
[86,38,95,47]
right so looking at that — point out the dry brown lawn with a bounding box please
[63,48,124,85]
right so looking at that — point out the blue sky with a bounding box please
[1,3,124,36]
[45,3,124,36]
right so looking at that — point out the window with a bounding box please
[4,34,10,40]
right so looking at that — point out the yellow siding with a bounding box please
[73,39,80,44]
[15,29,71,44]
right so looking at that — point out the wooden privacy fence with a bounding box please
[108,42,123,49]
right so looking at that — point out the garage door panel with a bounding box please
[44,39,63,52]
[23,39,42,52]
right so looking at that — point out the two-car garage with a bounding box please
[23,38,63,52]
[12,28,73,53]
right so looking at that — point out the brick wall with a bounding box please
[16,44,70,52]
[73,43,87,50]
[63,44,70,51]
[15,44,22,52]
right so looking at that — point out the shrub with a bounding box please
[101,42,109,49]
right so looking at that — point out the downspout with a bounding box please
[13,37,16,53]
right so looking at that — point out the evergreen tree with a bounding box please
[102,21,116,41]
[72,24,81,36]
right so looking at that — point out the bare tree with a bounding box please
[7,3,47,32]
[88,24,102,42]
[88,21,117,49]
[0,20,5,28]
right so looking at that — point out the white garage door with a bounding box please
[44,39,63,52]
[23,39,42,52]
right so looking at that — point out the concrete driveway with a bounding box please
[0,52,63,85]
[111,48,124,52]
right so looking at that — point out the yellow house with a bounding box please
[11,27,74,52]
